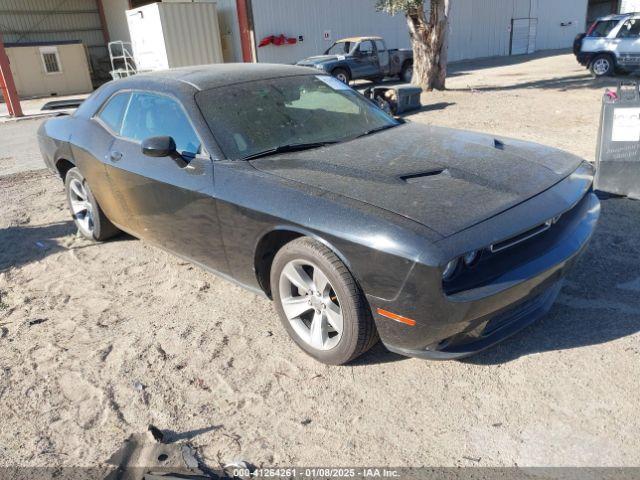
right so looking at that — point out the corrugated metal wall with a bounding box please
[251,0,410,64]
[536,0,588,50]
[159,0,243,62]
[0,0,107,76]
[620,0,640,13]
[250,0,587,65]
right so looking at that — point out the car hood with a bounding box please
[297,55,339,65]
[250,123,585,237]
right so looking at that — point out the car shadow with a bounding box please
[0,221,76,271]
[463,196,640,365]
[350,341,407,366]
[0,221,134,271]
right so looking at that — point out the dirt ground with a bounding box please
[1,51,639,469]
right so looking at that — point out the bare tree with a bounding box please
[376,0,451,90]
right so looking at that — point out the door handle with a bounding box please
[109,151,123,162]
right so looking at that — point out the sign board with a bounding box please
[323,30,332,41]
[595,83,640,199]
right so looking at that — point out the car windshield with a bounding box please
[325,41,356,56]
[195,75,399,160]
[588,19,619,37]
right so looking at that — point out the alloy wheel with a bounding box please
[593,58,610,76]
[278,259,344,351]
[335,72,349,84]
[68,178,95,234]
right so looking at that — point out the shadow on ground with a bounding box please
[0,221,134,271]
[448,74,619,93]
[0,221,76,271]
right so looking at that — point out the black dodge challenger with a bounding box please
[38,64,600,365]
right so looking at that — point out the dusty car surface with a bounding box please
[37,64,600,365]
[296,36,413,83]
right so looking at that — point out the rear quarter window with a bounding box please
[96,92,131,134]
[588,20,620,37]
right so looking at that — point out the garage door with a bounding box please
[511,17,538,55]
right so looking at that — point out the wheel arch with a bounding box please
[331,65,352,79]
[55,158,76,181]
[253,226,359,299]
[590,51,617,66]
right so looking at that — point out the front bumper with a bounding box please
[369,190,600,361]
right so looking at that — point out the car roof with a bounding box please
[116,63,320,92]
[337,36,383,43]
[597,13,637,21]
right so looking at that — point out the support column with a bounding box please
[0,33,23,118]
[236,0,255,62]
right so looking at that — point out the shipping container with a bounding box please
[126,2,224,71]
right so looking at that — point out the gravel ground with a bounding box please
[0,51,639,469]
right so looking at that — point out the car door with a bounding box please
[105,91,229,274]
[615,18,640,68]
[76,91,134,227]
[352,40,379,78]
[374,40,390,76]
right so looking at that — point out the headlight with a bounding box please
[463,250,479,266]
[315,64,327,71]
[442,258,459,281]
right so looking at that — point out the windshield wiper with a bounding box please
[242,141,339,160]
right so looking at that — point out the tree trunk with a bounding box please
[406,0,450,90]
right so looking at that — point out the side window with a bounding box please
[375,40,386,53]
[359,41,374,56]
[121,92,201,155]
[618,19,640,39]
[96,92,131,134]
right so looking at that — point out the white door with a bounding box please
[511,18,538,55]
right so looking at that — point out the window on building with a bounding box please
[40,47,61,74]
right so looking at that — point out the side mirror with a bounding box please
[141,136,176,157]
[141,136,188,167]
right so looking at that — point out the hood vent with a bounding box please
[400,169,449,184]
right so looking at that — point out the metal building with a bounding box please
[97,0,590,66]
[0,0,109,80]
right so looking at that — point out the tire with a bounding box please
[332,68,351,84]
[590,54,614,77]
[271,237,378,365]
[401,62,413,83]
[64,167,119,241]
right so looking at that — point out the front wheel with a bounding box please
[332,68,350,84]
[590,54,614,77]
[271,237,378,365]
[65,167,119,241]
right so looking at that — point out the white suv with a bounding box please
[575,13,640,77]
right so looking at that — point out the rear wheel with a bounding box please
[271,237,378,365]
[332,68,350,84]
[590,54,614,77]
[401,62,413,83]
[64,167,119,241]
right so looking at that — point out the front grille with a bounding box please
[489,219,554,253]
